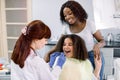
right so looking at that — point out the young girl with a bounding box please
[48,34,101,80]
[11,20,65,80]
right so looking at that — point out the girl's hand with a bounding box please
[94,55,102,71]
[94,55,102,79]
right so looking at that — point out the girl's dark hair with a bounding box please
[60,1,88,24]
[11,20,51,68]
[47,34,88,61]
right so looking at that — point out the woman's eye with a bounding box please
[69,12,72,15]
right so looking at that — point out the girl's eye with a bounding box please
[63,43,73,46]
[63,43,66,46]
[69,43,73,46]
[64,15,66,17]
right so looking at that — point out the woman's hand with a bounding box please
[93,43,101,57]
[93,30,106,56]
[57,53,66,68]
[49,52,61,68]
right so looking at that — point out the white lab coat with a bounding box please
[11,49,61,80]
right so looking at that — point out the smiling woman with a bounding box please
[32,0,94,39]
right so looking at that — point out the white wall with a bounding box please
[32,0,66,39]
[93,0,120,29]
[92,0,120,41]
[32,0,94,39]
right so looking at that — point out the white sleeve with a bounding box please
[51,66,61,79]
[89,21,97,34]
[36,57,61,80]
[61,24,67,35]
[51,56,62,79]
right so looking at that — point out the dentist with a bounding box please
[11,20,65,80]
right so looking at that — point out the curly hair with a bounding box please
[60,1,88,24]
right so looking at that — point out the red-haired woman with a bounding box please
[11,20,65,80]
